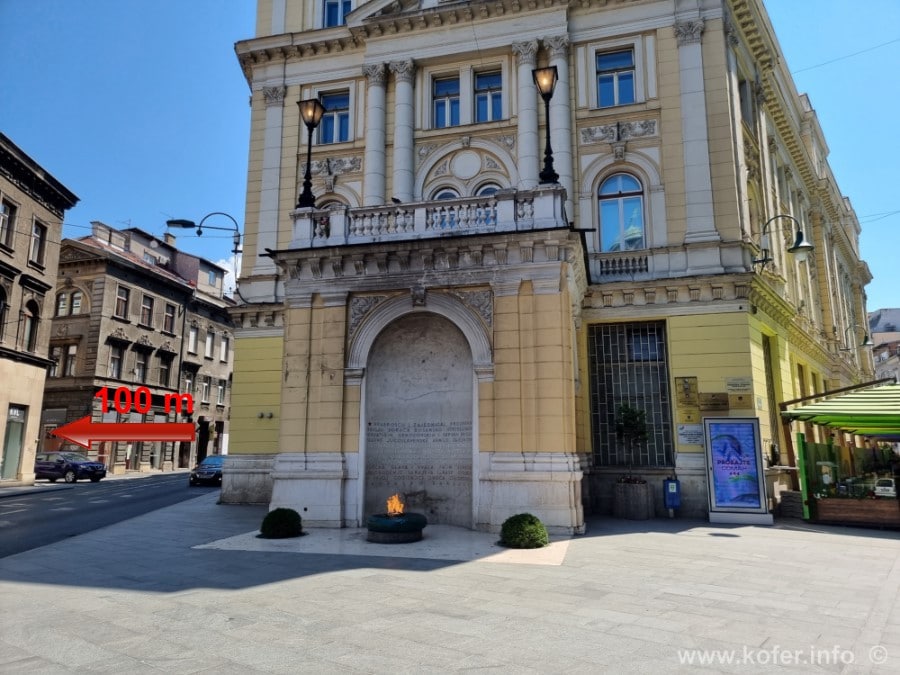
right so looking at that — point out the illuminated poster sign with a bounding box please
[704,417,768,515]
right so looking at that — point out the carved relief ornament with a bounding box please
[511,40,539,65]
[674,19,705,46]
[363,63,386,85]
[262,86,285,106]
[389,59,416,83]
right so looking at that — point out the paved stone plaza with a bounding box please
[1,490,898,673]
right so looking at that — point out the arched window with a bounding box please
[598,173,645,252]
[433,188,459,200]
[476,184,500,197]
[22,300,39,352]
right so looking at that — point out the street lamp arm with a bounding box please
[753,213,814,269]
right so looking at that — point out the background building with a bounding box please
[0,133,78,485]
[42,222,234,473]
[222,0,872,530]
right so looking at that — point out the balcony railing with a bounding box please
[290,185,566,249]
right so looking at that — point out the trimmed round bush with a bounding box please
[500,513,549,549]
[259,507,303,539]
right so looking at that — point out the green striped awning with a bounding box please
[781,384,900,438]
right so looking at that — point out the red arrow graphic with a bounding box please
[51,415,196,450]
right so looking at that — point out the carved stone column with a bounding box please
[363,64,387,206]
[512,40,540,190]
[390,60,416,203]
[544,35,573,219]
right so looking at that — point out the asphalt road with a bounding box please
[0,474,219,558]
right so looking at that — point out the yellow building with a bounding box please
[222,0,872,532]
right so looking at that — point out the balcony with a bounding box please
[289,185,567,249]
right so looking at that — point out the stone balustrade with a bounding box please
[290,185,566,249]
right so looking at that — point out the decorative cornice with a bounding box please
[674,19,705,46]
[389,59,415,83]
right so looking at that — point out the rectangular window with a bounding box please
[201,376,211,403]
[323,0,351,27]
[29,221,47,265]
[140,295,154,327]
[205,331,214,358]
[207,269,217,286]
[163,304,176,333]
[319,92,350,144]
[596,49,635,108]
[0,199,16,248]
[144,252,157,265]
[188,326,198,353]
[108,345,123,379]
[588,322,673,467]
[474,72,502,123]
[217,379,226,405]
[115,286,130,319]
[64,344,77,377]
[220,336,229,362]
[159,357,171,387]
[433,77,460,128]
[70,292,82,315]
[49,346,61,377]
[56,293,68,317]
[135,352,147,383]
[184,372,194,395]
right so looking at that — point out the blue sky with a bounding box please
[1,1,896,309]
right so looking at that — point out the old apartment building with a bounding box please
[0,133,79,485]
[221,0,871,531]
[41,222,235,473]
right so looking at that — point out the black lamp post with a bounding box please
[532,65,559,184]
[752,214,814,269]
[296,98,326,209]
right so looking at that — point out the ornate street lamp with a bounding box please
[532,65,559,184]
[166,212,244,301]
[296,98,326,209]
[840,324,875,352]
[752,214,814,269]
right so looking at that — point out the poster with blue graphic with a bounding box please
[704,418,767,513]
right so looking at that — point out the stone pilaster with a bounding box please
[363,64,387,206]
[512,40,540,190]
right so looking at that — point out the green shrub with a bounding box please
[500,513,549,549]
[259,507,303,539]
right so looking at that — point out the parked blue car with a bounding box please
[34,452,107,483]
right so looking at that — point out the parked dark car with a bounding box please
[189,454,225,486]
[34,452,107,483]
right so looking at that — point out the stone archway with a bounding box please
[364,313,473,527]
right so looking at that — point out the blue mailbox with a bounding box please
[663,478,681,510]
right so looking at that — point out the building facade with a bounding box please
[0,133,79,485]
[42,222,234,473]
[222,0,872,531]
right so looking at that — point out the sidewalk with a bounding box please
[1,494,899,672]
